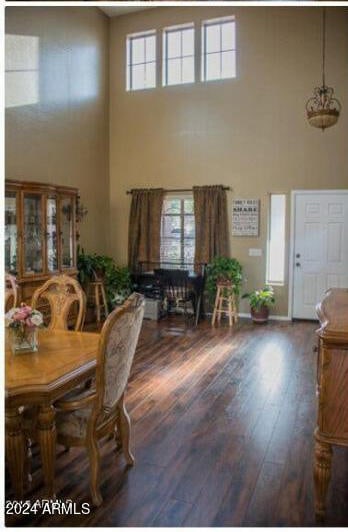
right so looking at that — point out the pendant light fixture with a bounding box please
[306,9,341,131]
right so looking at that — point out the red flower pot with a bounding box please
[250,305,270,324]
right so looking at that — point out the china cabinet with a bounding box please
[5,180,79,305]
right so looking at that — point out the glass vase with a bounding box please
[10,326,39,354]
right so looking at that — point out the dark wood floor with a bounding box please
[6,317,348,527]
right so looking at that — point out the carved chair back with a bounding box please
[31,274,86,331]
[5,273,18,311]
[94,293,145,419]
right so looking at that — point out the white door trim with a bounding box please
[288,189,348,319]
[238,312,291,321]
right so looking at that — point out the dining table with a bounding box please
[5,328,100,500]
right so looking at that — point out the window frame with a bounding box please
[126,30,157,91]
[162,23,195,87]
[160,193,195,269]
[266,193,287,286]
[201,16,236,82]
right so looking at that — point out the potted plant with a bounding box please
[107,264,133,306]
[242,286,275,324]
[206,256,243,302]
[77,248,133,309]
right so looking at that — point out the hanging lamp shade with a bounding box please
[306,9,341,131]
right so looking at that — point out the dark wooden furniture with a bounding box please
[314,288,348,520]
[5,180,79,306]
[154,269,196,320]
[132,261,206,326]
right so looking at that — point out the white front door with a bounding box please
[292,191,348,319]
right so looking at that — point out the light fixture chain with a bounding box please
[322,8,326,87]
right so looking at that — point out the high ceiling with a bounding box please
[99,6,154,18]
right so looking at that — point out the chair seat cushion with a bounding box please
[55,386,97,439]
[22,404,93,440]
[55,407,92,439]
[21,388,95,439]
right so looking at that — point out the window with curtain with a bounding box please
[160,195,195,268]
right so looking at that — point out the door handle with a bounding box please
[296,262,301,267]
[296,253,301,258]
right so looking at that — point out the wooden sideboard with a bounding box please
[5,180,79,306]
[314,288,348,520]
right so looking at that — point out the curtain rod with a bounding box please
[126,186,231,195]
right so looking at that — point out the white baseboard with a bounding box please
[238,312,291,321]
[205,311,291,321]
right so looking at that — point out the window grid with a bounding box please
[202,18,236,81]
[160,197,195,268]
[127,32,156,91]
[163,25,195,86]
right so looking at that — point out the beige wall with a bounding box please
[5,6,348,315]
[5,7,110,254]
[109,6,348,315]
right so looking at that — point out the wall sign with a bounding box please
[232,199,260,236]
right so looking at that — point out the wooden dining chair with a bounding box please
[53,292,145,506]
[31,274,86,331]
[5,273,17,311]
[23,275,87,479]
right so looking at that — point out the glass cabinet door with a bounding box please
[60,196,75,269]
[5,192,18,274]
[23,193,44,275]
[46,196,58,272]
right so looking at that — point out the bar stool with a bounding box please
[88,279,109,325]
[211,280,238,326]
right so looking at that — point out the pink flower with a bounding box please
[5,305,44,330]
[12,310,28,321]
[11,303,32,322]
[25,318,35,328]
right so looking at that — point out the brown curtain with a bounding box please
[128,189,165,272]
[193,185,229,267]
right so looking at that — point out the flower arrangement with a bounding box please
[6,303,44,353]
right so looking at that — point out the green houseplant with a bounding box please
[77,249,132,309]
[206,256,243,301]
[242,286,275,323]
